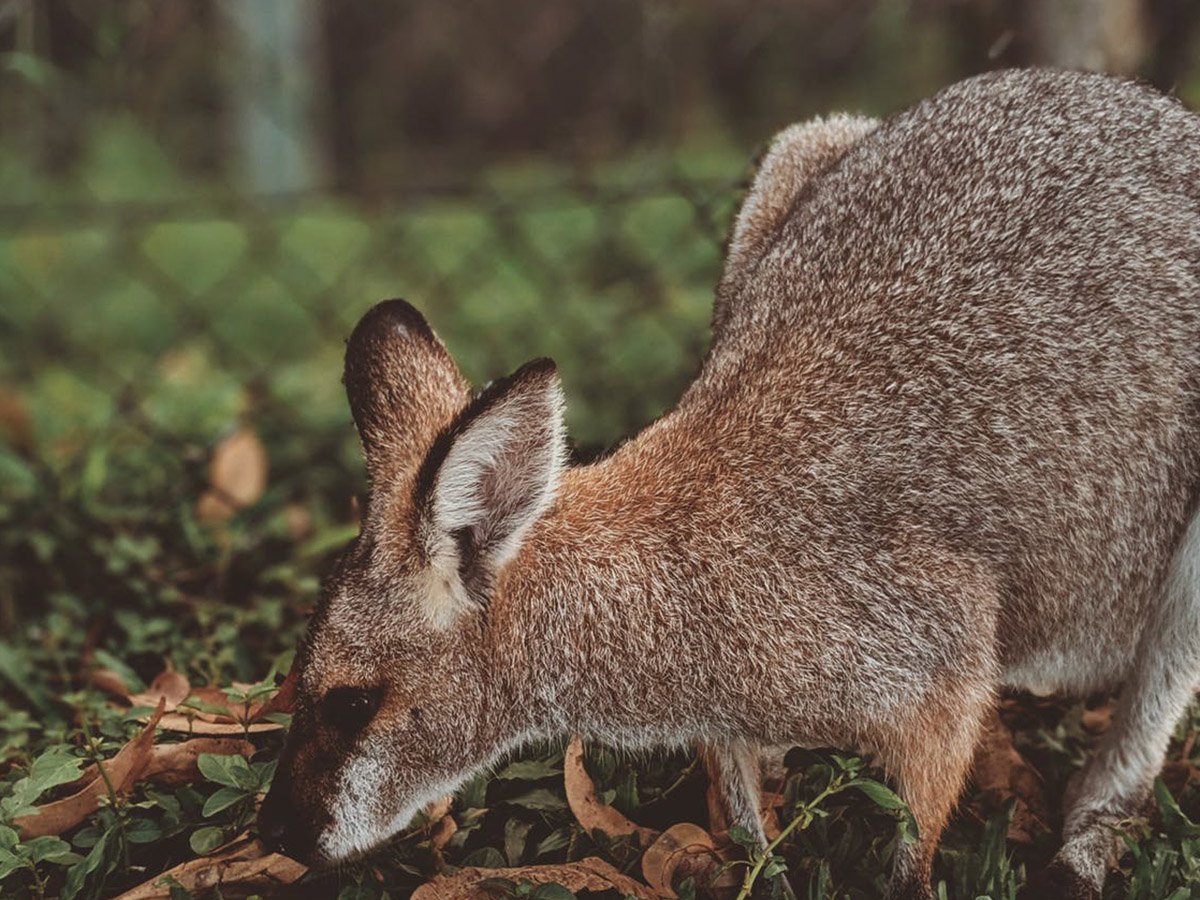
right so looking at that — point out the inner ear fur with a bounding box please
[412,357,566,624]
[343,299,472,490]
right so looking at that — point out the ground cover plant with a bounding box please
[6,123,1200,900]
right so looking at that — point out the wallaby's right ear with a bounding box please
[344,300,472,490]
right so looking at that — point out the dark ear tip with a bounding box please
[347,299,437,355]
[513,357,558,383]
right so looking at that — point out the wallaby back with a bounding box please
[690,67,1200,697]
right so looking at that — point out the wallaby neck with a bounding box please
[487,413,791,747]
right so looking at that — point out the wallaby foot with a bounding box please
[1053,513,1200,894]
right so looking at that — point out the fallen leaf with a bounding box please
[129,669,191,712]
[88,667,132,699]
[16,699,165,839]
[413,857,660,900]
[66,737,254,791]
[564,737,658,845]
[114,667,292,734]
[701,752,730,838]
[424,794,454,825]
[642,823,731,898]
[198,427,269,522]
[0,385,33,452]
[284,503,314,540]
[155,713,281,735]
[146,737,256,786]
[971,709,1051,842]
[111,835,306,900]
[760,791,782,841]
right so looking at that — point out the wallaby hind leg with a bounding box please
[878,700,990,900]
[1049,515,1200,898]
[707,743,797,900]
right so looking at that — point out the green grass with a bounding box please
[5,123,1200,900]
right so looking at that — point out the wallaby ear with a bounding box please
[344,299,472,491]
[414,358,566,626]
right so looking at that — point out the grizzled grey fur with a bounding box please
[259,69,1200,900]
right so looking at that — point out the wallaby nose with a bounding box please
[257,785,313,862]
[257,806,289,854]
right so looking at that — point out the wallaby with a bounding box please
[258,68,1200,900]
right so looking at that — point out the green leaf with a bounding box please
[0,847,22,881]
[507,788,567,811]
[762,857,788,878]
[847,778,909,812]
[62,827,111,900]
[29,747,85,792]
[535,827,572,858]
[530,884,577,900]
[24,834,75,863]
[202,786,249,818]
[163,874,196,900]
[494,759,563,781]
[504,817,534,865]
[197,753,256,790]
[125,817,164,844]
[728,825,759,850]
[190,826,226,855]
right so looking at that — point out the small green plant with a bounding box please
[726,753,916,900]
[1115,780,1200,900]
[190,752,277,854]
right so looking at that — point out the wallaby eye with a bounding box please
[321,686,382,735]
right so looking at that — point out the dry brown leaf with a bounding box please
[129,669,192,712]
[16,699,165,839]
[284,503,314,540]
[112,835,306,900]
[424,794,454,825]
[413,856,660,900]
[66,737,254,791]
[155,713,281,735]
[760,791,782,842]
[0,385,33,452]
[564,737,659,845]
[88,667,132,699]
[701,752,730,838]
[121,667,293,734]
[642,823,733,898]
[971,709,1051,842]
[146,737,256,786]
[198,427,269,522]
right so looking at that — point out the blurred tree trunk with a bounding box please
[1023,0,1149,73]
[220,0,325,193]
[1144,0,1200,90]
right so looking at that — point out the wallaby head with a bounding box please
[258,299,567,864]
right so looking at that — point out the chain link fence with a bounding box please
[1,0,1198,569]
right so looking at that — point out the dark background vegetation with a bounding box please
[2,2,1200,899]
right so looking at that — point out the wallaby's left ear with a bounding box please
[415,358,566,625]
